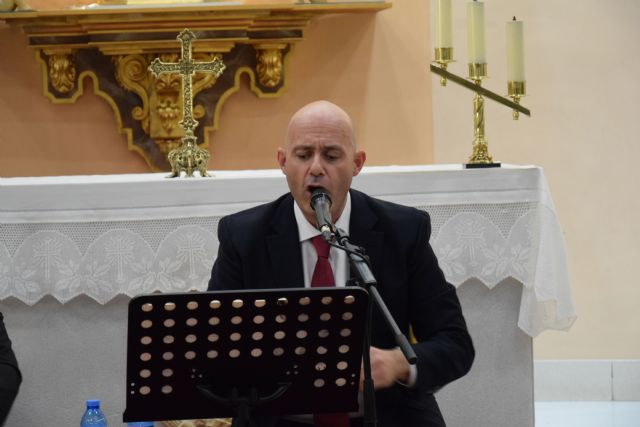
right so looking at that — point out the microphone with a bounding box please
[310,188,336,241]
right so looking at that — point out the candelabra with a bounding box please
[432,62,530,167]
[432,1,531,168]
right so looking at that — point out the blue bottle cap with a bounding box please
[86,399,100,409]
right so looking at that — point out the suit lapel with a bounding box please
[265,194,305,288]
[349,190,384,281]
[264,191,384,288]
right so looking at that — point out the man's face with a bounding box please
[277,106,365,226]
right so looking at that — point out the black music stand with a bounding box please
[123,287,368,426]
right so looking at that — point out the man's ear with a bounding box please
[353,150,366,176]
[277,147,287,172]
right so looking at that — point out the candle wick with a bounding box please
[512,16,517,21]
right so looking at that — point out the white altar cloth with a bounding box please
[0,164,575,337]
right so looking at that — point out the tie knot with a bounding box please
[311,235,331,259]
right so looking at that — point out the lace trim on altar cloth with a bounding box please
[0,203,575,337]
[0,217,220,305]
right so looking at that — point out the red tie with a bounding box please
[311,236,335,288]
[310,236,350,427]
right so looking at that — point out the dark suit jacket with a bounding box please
[208,190,474,427]
[0,312,21,427]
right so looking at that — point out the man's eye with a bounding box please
[296,153,310,160]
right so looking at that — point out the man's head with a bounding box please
[277,100,366,226]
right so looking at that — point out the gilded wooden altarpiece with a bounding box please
[0,2,390,171]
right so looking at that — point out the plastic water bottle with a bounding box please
[80,399,107,427]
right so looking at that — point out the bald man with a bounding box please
[208,101,474,427]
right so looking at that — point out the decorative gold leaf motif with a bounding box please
[256,47,283,88]
[48,54,76,93]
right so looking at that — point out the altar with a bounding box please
[0,165,575,426]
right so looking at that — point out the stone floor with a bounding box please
[535,402,640,427]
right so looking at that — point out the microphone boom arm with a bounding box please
[330,228,418,427]
[332,229,417,364]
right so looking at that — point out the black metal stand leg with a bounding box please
[362,291,377,427]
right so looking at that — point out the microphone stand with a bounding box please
[328,228,418,427]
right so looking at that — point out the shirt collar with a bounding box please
[294,192,351,243]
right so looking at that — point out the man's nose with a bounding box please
[309,154,325,176]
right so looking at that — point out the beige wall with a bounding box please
[0,0,433,175]
[0,26,150,175]
[1,0,639,361]
[432,0,640,359]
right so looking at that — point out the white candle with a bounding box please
[467,0,486,64]
[506,17,525,81]
[435,0,453,48]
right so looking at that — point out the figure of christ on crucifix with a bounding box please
[148,29,226,178]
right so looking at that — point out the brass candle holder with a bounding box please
[468,62,487,81]
[466,62,494,165]
[430,61,531,168]
[508,80,526,120]
[434,47,454,86]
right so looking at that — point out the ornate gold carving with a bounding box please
[114,54,151,131]
[1,3,390,170]
[48,54,76,93]
[115,51,221,157]
[151,53,185,154]
[166,130,210,177]
[255,45,285,88]
[154,138,182,155]
[148,29,226,177]
[156,97,181,133]
[162,419,231,427]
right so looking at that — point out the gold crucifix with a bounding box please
[149,29,226,178]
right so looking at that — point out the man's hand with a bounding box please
[360,347,410,391]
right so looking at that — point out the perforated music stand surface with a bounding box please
[123,287,367,423]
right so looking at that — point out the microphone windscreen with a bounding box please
[310,188,332,210]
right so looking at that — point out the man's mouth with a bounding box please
[306,184,329,196]
[306,184,326,195]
